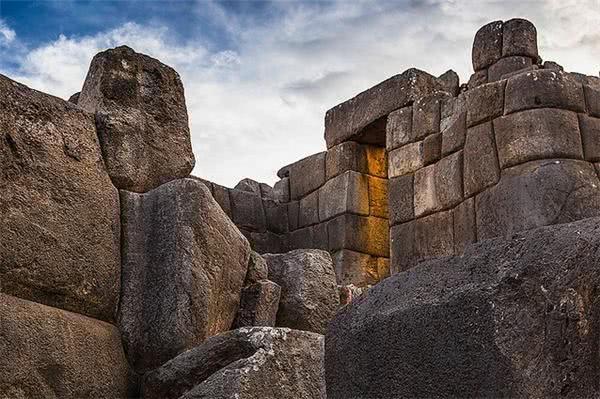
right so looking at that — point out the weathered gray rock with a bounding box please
[494,108,583,169]
[476,159,600,241]
[326,216,600,398]
[325,68,445,149]
[0,293,129,399]
[0,74,120,322]
[488,56,533,82]
[504,70,585,114]
[298,189,320,227]
[68,91,80,104]
[234,280,281,328]
[244,251,268,286]
[472,20,503,71]
[465,79,506,127]
[463,122,500,197]
[272,178,290,202]
[385,106,413,151]
[579,114,600,161]
[289,152,326,200]
[318,171,369,221]
[78,45,194,192]
[263,250,339,334]
[231,188,267,232]
[502,18,538,59]
[119,178,250,373]
[388,174,414,225]
[234,178,262,195]
[142,327,326,399]
[437,70,460,96]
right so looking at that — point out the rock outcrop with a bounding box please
[118,178,250,373]
[326,217,600,398]
[78,45,195,192]
[263,250,339,334]
[0,74,121,323]
[142,327,326,399]
[0,293,129,398]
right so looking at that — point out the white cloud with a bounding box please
[0,19,16,46]
[2,1,600,187]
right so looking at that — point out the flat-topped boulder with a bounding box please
[324,68,447,149]
[78,45,195,193]
[0,74,121,322]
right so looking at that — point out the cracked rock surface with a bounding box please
[142,327,326,399]
[326,216,600,398]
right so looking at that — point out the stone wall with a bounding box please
[387,19,600,273]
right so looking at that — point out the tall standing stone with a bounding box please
[78,45,195,192]
[0,74,120,322]
[119,178,250,373]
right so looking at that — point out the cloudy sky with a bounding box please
[0,0,599,187]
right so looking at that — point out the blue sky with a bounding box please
[0,0,599,186]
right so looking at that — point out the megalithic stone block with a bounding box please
[488,56,533,82]
[386,106,413,152]
[328,214,389,257]
[472,20,503,71]
[476,159,600,241]
[494,108,583,169]
[504,70,585,114]
[119,178,251,373]
[263,250,339,334]
[230,188,267,232]
[0,74,121,323]
[463,122,500,197]
[502,18,538,59]
[289,152,326,200]
[318,171,369,221]
[324,68,446,149]
[0,293,130,399]
[78,46,195,192]
[465,79,506,127]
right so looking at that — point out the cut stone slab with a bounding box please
[324,68,446,149]
[386,106,413,151]
[244,230,284,255]
[579,114,600,162]
[318,171,369,221]
[213,184,232,218]
[438,69,460,96]
[0,74,120,323]
[584,84,600,118]
[78,46,194,192]
[467,69,488,89]
[263,198,288,234]
[463,122,500,197]
[465,79,506,127]
[388,141,424,178]
[231,188,267,232]
[476,159,600,241]
[504,70,585,114]
[502,18,538,58]
[263,250,339,334]
[234,178,261,195]
[0,293,129,399]
[119,178,251,373]
[414,209,454,262]
[389,222,415,274]
[289,152,326,200]
[488,56,533,82]
[412,93,446,140]
[441,106,467,156]
[142,327,326,399]
[434,150,463,209]
[413,163,439,217]
[453,196,476,254]
[234,280,281,328]
[388,174,414,225]
[422,133,441,165]
[494,108,583,169]
[328,214,389,257]
[326,216,600,398]
[299,189,320,228]
[272,178,290,202]
[472,20,503,71]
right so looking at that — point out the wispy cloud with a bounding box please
[0,19,15,46]
[0,1,599,186]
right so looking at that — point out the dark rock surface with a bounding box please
[142,327,326,399]
[119,178,250,373]
[234,280,281,328]
[0,293,129,398]
[326,217,600,398]
[78,45,195,192]
[263,250,339,334]
[0,74,121,322]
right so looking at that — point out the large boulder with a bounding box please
[0,74,120,322]
[142,327,326,399]
[78,45,195,192]
[0,293,129,398]
[326,217,600,398]
[119,178,250,373]
[263,250,339,334]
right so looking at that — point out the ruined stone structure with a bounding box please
[2,17,600,399]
